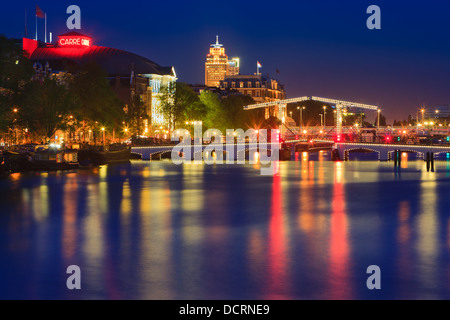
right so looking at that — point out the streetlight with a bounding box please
[319,114,323,127]
[377,109,381,129]
[297,106,306,129]
[102,127,105,147]
[323,106,326,129]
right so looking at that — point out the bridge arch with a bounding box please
[150,150,174,160]
[433,151,450,156]
[343,147,381,161]
[387,149,424,160]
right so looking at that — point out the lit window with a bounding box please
[256,82,260,88]
[248,82,252,88]
[232,82,236,88]
[240,82,244,88]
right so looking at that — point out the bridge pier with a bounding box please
[393,150,402,168]
[331,148,341,161]
[426,152,434,172]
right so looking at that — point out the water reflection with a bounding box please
[267,172,289,299]
[1,159,450,299]
[328,162,352,299]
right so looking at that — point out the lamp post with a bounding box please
[377,109,381,129]
[297,106,305,129]
[323,106,326,129]
[319,114,323,127]
[102,127,105,147]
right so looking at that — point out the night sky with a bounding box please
[1,0,450,122]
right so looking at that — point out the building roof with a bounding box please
[30,44,174,77]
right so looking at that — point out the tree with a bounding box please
[374,113,386,126]
[18,76,78,140]
[0,35,34,132]
[128,93,147,136]
[159,82,205,129]
[200,90,226,131]
[70,62,124,134]
[221,95,262,130]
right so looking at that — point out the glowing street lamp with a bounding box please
[102,127,105,146]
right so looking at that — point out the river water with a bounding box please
[1,151,450,299]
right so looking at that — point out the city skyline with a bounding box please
[1,0,450,122]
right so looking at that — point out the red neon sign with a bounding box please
[58,36,91,47]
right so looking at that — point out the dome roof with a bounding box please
[30,45,173,77]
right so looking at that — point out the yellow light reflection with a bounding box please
[401,153,408,169]
[417,176,438,292]
[62,176,78,260]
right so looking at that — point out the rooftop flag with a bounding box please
[36,6,45,18]
[257,61,262,75]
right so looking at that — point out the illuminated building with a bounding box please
[205,36,239,87]
[220,74,286,118]
[227,57,240,76]
[23,32,177,131]
[220,74,286,102]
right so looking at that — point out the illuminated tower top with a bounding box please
[205,35,228,87]
[211,35,223,48]
[208,35,226,57]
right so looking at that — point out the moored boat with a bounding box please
[78,144,131,166]
[31,145,79,171]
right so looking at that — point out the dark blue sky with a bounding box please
[1,0,450,122]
